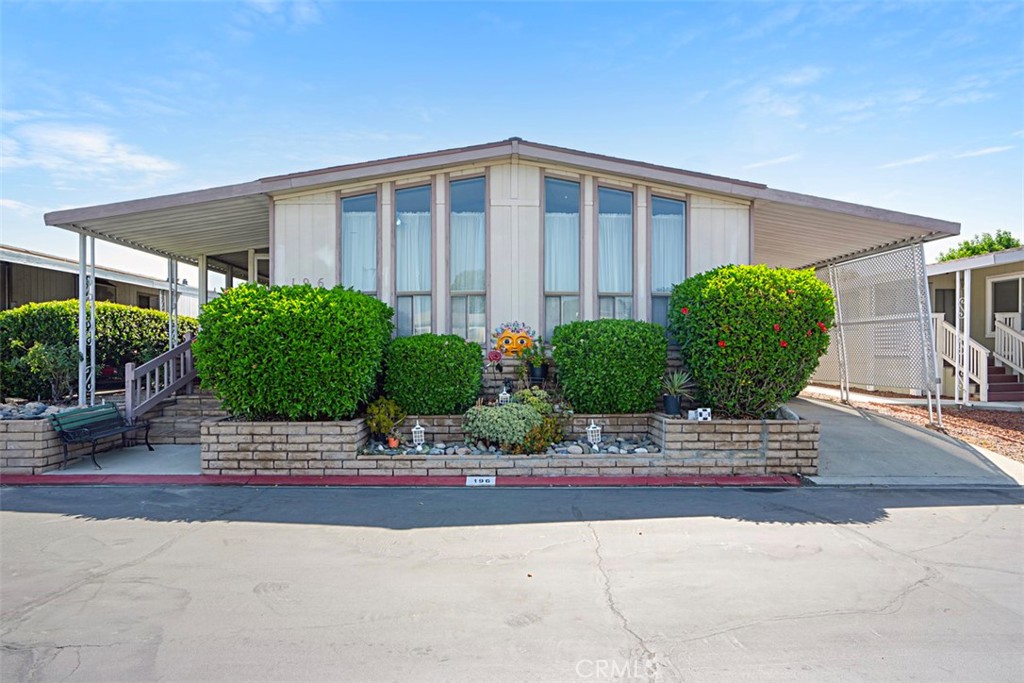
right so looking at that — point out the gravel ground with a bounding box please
[803,388,1024,464]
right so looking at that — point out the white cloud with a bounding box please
[777,67,826,87]
[743,153,802,170]
[3,123,177,180]
[954,146,1014,158]
[878,153,940,169]
[0,198,42,215]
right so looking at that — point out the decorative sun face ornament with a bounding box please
[492,321,537,357]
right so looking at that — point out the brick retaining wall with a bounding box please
[0,420,122,475]
[200,413,818,477]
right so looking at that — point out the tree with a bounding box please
[937,230,1022,262]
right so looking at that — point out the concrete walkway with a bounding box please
[804,384,1024,412]
[45,443,201,475]
[790,397,1024,487]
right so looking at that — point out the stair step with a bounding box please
[989,374,1019,384]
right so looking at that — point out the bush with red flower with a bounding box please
[667,264,835,418]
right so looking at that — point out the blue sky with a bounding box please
[2,0,1022,282]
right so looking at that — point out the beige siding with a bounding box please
[272,191,337,287]
[689,195,751,276]
[7,263,76,307]
[488,162,542,328]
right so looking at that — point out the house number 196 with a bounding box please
[290,278,326,287]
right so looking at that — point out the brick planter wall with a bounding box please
[649,415,819,475]
[0,420,122,475]
[199,413,818,477]
[201,419,368,475]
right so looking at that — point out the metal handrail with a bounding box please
[124,335,196,423]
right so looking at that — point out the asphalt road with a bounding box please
[2,485,1022,683]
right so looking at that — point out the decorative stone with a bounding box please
[456,446,471,455]
[608,446,620,454]
[435,442,446,449]
[635,447,648,454]
[567,445,583,455]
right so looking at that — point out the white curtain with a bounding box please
[450,211,485,292]
[651,213,685,293]
[396,211,431,292]
[599,213,632,293]
[545,213,579,292]
[341,211,376,291]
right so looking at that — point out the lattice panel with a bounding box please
[812,245,937,393]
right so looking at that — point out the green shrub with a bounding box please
[514,386,553,416]
[24,343,80,402]
[0,300,197,399]
[667,264,835,418]
[550,319,667,414]
[463,403,543,448]
[384,334,483,415]
[193,283,393,420]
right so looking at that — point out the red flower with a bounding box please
[787,289,795,295]
[817,322,828,333]
[807,330,813,336]
[773,323,780,332]
[681,307,689,315]
[780,340,788,348]
[487,350,502,363]
[718,340,726,348]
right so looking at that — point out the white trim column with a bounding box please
[167,259,179,349]
[197,254,209,307]
[963,267,972,405]
[247,248,257,283]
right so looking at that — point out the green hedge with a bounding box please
[0,300,197,400]
[667,264,835,418]
[193,283,393,420]
[550,319,667,413]
[384,334,483,415]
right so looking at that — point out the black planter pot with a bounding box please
[663,395,681,416]
[528,364,548,383]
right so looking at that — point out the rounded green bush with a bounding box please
[667,264,835,418]
[193,283,393,420]
[550,319,667,414]
[0,300,197,399]
[384,334,483,415]
[463,403,543,448]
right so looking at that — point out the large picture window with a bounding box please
[395,185,431,336]
[450,177,486,344]
[598,186,633,320]
[340,192,377,294]
[544,178,580,339]
[651,196,686,328]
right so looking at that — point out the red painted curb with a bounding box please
[0,474,800,488]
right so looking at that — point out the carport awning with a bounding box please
[44,138,959,269]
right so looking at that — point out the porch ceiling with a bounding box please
[753,199,954,270]
[45,193,270,265]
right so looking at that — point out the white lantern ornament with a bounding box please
[587,421,602,447]
[411,421,425,448]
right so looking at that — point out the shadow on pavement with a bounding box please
[1,485,1021,529]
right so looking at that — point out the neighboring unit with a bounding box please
[928,247,1024,402]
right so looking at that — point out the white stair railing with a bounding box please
[932,313,989,402]
[124,334,196,423]
[994,314,1024,378]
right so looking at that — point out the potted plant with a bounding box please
[365,397,406,448]
[661,370,694,417]
[520,337,550,383]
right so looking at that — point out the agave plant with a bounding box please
[662,370,694,399]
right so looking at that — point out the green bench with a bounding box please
[48,403,153,470]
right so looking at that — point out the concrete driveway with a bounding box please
[790,397,1023,487]
[2,485,1021,682]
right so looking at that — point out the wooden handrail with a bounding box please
[994,319,1024,377]
[124,335,196,423]
[933,315,989,402]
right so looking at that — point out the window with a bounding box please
[987,275,1023,336]
[932,288,955,325]
[544,178,580,339]
[650,196,686,329]
[340,192,377,293]
[450,177,486,344]
[395,185,431,336]
[598,186,633,319]
[137,293,158,309]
